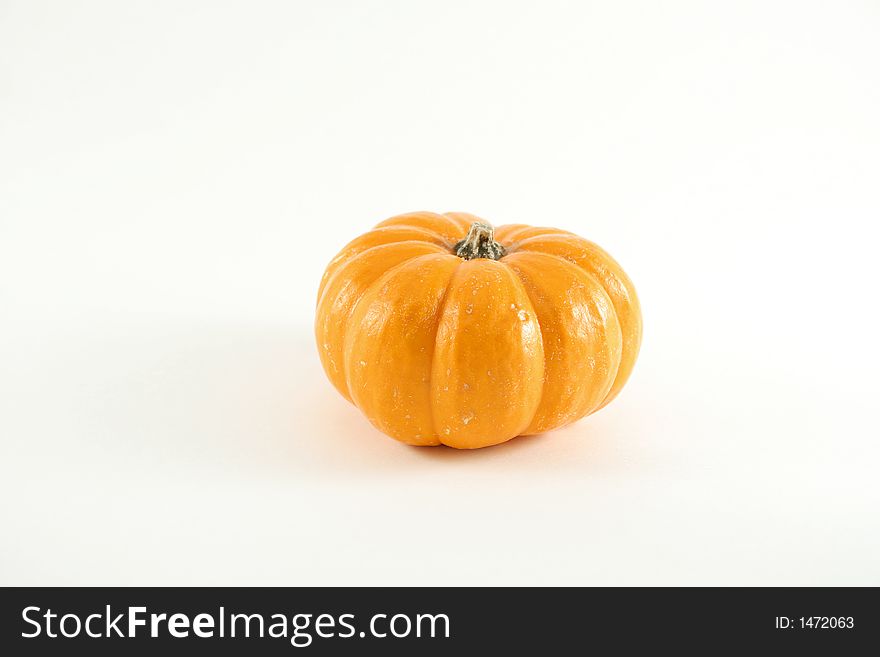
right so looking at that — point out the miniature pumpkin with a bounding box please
[315,212,642,449]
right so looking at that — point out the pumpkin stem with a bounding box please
[454,222,507,261]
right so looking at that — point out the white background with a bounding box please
[2,1,879,585]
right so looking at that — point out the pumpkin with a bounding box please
[315,212,642,449]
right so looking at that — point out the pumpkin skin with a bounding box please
[315,212,642,449]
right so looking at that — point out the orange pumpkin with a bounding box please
[315,212,642,449]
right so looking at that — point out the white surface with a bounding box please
[2,0,879,586]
